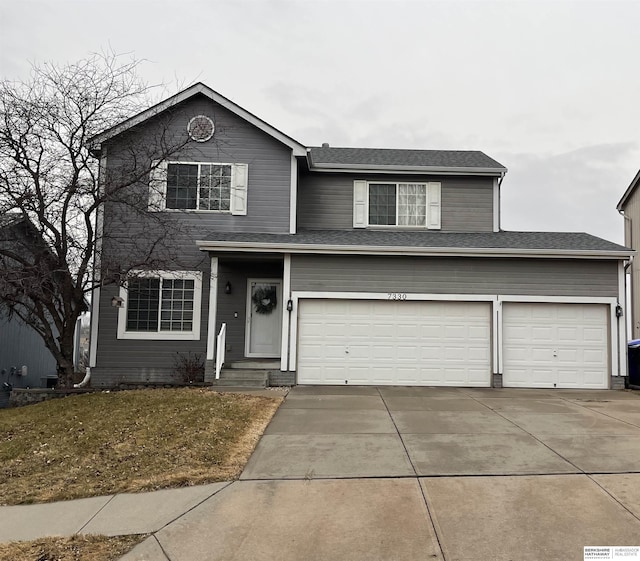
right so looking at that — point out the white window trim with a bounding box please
[117,270,203,341]
[357,181,441,230]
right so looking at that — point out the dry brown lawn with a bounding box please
[0,535,145,561]
[0,388,282,505]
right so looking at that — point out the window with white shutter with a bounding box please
[353,181,441,229]
[148,160,248,215]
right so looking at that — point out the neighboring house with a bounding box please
[617,169,640,339]
[0,215,58,404]
[88,83,632,390]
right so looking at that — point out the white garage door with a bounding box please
[502,303,609,389]
[297,299,491,386]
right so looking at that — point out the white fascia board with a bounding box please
[307,163,506,176]
[89,83,306,156]
[196,240,634,260]
[617,168,640,211]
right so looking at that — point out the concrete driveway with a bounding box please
[124,387,640,561]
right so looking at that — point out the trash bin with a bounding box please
[627,339,640,387]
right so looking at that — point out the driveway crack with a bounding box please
[376,388,447,561]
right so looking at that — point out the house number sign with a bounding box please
[388,293,408,300]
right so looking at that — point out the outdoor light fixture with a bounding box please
[111,296,124,308]
[616,304,624,318]
[287,299,293,312]
[225,281,232,294]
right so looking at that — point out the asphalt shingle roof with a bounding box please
[308,147,507,171]
[198,229,629,254]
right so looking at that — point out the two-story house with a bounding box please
[88,83,631,390]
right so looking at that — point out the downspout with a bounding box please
[497,171,506,232]
[74,368,90,388]
[619,208,633,337]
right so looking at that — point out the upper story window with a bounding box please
[117,271,203,341]
[148,161,248,216]
[353,180,441,229]
[166,163,231,211]
[369,183,428,226]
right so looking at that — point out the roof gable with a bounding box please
[617,168,640,210]
[88,83,307,156]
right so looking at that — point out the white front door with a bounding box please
[246,279,282,357]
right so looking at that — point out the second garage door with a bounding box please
[502,302,609,389]
[297,299,491,386]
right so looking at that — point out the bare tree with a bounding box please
[0,53,191,388]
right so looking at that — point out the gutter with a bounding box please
[196,239,634,260]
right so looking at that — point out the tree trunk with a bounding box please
[56,358,75,389]
[56,328,77,389]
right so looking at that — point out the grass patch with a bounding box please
[0,534,145,561]
[0,388,282,505]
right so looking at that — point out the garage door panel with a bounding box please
[557,327,578,341]
[503,303,608,389]
[531,326,553,340]
[297,299,491,386]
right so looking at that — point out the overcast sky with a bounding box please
[1,0,638,244]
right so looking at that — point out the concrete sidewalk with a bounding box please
[0,483,229,543]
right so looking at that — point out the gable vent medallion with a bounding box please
[187,115,215,142]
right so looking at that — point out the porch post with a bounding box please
[281,254,291,371]
[205,256,219,383]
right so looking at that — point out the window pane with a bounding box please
[368,184,396,225]
[166,164,198,209]
[126,278,160,331]
[398,184,427,226]
[159,277,196,331]
[198,164,232,211]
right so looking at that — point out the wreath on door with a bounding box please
[252,285,277,315]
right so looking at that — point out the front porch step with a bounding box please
[225,360,281,370]
[211,368,270,388]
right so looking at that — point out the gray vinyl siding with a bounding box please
[104,95,293,235]
[297,174,494,232]
[441,178,494,232]
[290,255,619,297]
[92,269,210,387]
[297,173,353,230]
[0,315,57,389]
